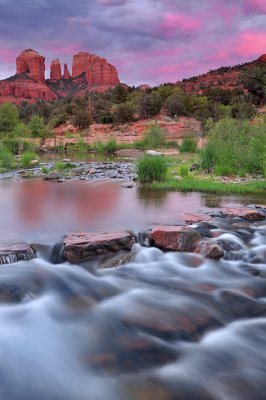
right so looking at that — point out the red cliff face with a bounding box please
[50,59,62,80]
[72,52,120,87]
[16,49,45,83]
[63,63,71,79]
[258,54,266,63]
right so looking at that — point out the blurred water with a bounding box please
[0,240,266,399]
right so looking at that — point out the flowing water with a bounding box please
[1,177,266,399]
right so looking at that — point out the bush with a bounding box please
[0,103,19,133]
[138,93,162,119]
[141,124,166,148]
[94,140,105,153]
[2,138,20,154]
[179,136,197,153]
[136,155,167,183]
[179,164,189,178]
[20,151,38,168]
[0,145,15,169]
[30,115,46,137]
[114,102,135,123]
[200,118,266,175]
[104,138,119,153]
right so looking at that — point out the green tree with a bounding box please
[112,84,128,104]
[30,115,46,137]
[242,64,266,105]
[138,93,162,119]
[0,103,19,133]
[164,90,188,117]
[114,102,135,123]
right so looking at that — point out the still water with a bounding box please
[1,178,266,400]
[0,178,264,243]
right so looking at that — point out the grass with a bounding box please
[136,155,167,183]
[0,145,15,170]
[20,152,38,168]
[54,161,74,171]
[179,136,197,153]
[151,177,266,195]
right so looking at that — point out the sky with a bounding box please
[0,0,266,86]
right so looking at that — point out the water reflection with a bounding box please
[0,179,265,243]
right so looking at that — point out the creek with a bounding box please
[0,167,266,399]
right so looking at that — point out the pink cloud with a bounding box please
[244,0,266,13]
[0,48,18,63]
[160,13,202,38]
[236,31,266,57]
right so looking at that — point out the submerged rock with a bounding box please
[149,226,201,252]
[0,243,36,265]
[64,232,135,263]
[220,207,265,221]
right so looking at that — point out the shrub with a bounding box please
[94,140,105,153]
[136,155,167,183]
[0,145,15,169]
[138,93,162,119]
[104,138,119,153]
[0,103,19,133]
[113,102,135,123]
[30,115,46,137]
[200,118,266,175]
[20,152,38,168]
[141,124,166,148]
[179,164,189,178]
[179,136,197,153]
[2,138,20,154]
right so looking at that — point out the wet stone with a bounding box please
[0,243,36,265]
[220,207,265,221]
[64,232,135,263]
[149,226,202,252]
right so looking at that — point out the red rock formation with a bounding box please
[16,49,45,83]
[50,59,62,80]
[258,54,266,63]
[63,63,71,79]
[0,75,58,104]
[72,52,120,87]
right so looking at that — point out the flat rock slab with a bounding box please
[64,232,135,263]
[184,213,212,224]
[220,207,265,221]
[149,226,201,252]
[0,243,36,265]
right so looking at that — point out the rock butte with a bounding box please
[0,49,120,104]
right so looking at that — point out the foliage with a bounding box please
[0,145,15,169]
[20,152,38,168]
[72,108,92,129]
[141,124,166,148]
[0,103,19,133]
[242,64,266,104]
[136,155,167,183]
[138,93,162,119]
[114,102,135,123]
[30,115,46,138]
[200,118,266,175]
[164,90,189,117]
[178,164,189,178]
[54,161,73,171]
[179,136,197,153]
[104,138,119,153]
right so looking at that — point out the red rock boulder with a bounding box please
[149,226,201,252]
[184,213,212,224]
[64,232,135,263]
[16,49,45,83]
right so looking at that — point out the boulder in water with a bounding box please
[44,171,60,180]
[149,226,201,252]
[220,207,265,221]
[0,243,36,265]
[64,232,135,263]
[184,213,212,224]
